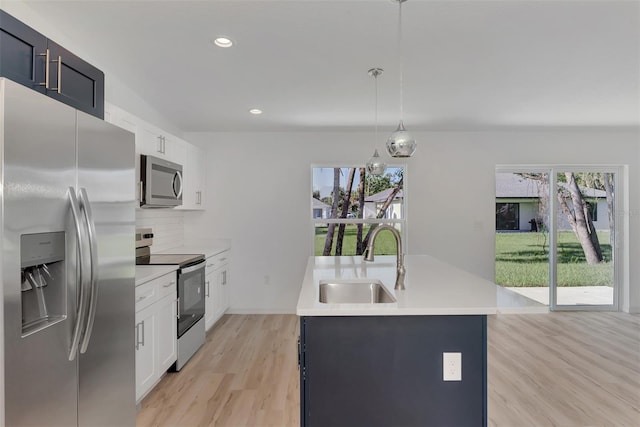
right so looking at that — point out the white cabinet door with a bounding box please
[156,294,177,373]
[138,125,165,158]
[219,266,229,313]
[136,124,186,165]
[204,269,215,331]
[204,251,230,330]
[178,143,205,211]
[135,303,156,402]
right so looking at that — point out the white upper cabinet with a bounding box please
[137,124,186,166]
[177,143,206,211]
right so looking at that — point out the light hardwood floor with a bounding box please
[137,312,640,427]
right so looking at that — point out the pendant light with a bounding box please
[366,68,387,176]
[386,0,416,158]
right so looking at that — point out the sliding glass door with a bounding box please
[551,169,617,309]
[496,167,620,311]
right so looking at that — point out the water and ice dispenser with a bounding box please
[20,232,66,336]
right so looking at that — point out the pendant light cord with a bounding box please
[398,0,404,121]
[375,72,379,144]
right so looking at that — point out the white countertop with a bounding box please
[157,239,231,259]
[136,239,230,286]
[296,255,498,316]
[135,265,178,287]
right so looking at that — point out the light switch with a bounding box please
[443,352,462,381]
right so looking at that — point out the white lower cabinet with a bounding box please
[156,292,178,373]
[135,271,177,403]
[204,250,230,331]
[135,303,156,401]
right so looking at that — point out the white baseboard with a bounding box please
[627,305,640,314]
[226,308,296,315]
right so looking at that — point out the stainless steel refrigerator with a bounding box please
[0,77,136,426]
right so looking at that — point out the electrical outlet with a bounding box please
[443,352,462,381]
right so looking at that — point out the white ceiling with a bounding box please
[22,0,640,132]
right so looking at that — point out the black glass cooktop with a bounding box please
[135,253,205,268]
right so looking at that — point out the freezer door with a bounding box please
[1,78,79,426]
[76,111,136,425]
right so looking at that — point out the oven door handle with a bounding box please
[181,262,205,274]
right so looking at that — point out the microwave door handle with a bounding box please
[67,188,88,361]
[173,171,183,199]
[78,188,99,354]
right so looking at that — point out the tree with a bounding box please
[516,172,604,264]
[356,168,366,255]
[322,168,340,256]
[335,168,356,255]
[557,172,602,264]
[602,172,614,252]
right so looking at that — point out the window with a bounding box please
[496,203,519,231]
[312,166,406,256]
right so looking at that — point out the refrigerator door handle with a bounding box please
[68,187,88,361]
[78,188,100,354]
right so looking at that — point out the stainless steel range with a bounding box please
[136,228,206,371]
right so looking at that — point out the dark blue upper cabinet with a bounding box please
[0,9,104,119]
[47,40,104,119]
[0,9,47,92]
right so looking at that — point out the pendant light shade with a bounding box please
[387,0,416,158]
[387,120,416,157]
[366,68,386,176]
[366,149,387,176]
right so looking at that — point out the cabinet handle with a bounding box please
[176,297,181,319]
[222,271,227,286]
[157,136,163,154]
[219,257,227,262]
[205,280,210,297]
[50,55,62,94]
[135,323,140,351]
[141,320,145,347]
[136,295,148,303]
[37,49,50,89]
[163,281,175,288]
[139,181,144,203]
[207,263,214,268]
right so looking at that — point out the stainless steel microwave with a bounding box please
[140,155,183,207]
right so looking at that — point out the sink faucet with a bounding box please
[363,225,405,290]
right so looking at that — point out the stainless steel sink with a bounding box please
[318,279,397,304]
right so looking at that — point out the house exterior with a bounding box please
[364,189,404,219]
[312,197,332,219]
[496,173,609,232]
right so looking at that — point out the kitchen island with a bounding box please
[296,255,497,427]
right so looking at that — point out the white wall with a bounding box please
[184,129,640,314]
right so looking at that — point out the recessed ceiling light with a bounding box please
[213,37,234,48]
[249,109,263,115]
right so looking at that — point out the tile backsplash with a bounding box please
[136,209,184,252]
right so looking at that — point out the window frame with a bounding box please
[310,164,408,256]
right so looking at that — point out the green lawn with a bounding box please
[495,231,613,287]
[315,226,613,287]
[314,225,398,256]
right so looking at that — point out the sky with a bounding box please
[312,167,402,199]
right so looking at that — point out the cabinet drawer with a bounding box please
[157,274,177,300]
[135,280,157,312]
[206,251,230,271]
